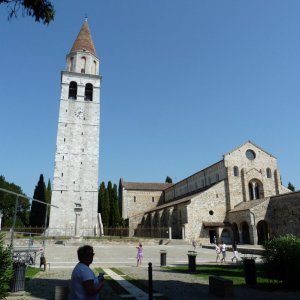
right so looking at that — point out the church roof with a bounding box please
[229,197,270,212]
[223,140,276,159]
[70,19,97,56]
[121,181,172,191]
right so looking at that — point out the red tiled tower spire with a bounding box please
[70,19,97,56]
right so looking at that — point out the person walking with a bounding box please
[136,243,144,266]
[69,245,104,300]
[215,242,221,262]
[221,241,227,262]
[231,241,239,262]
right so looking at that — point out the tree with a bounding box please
[110,184,121,227]
[45,179,51,226]
[98,182,106,214]
[0,175,29,227]
[0,0,55,24]
[0,232,13,298]
[165,176,173,183]
[101,189,110,227]
[30,174,47,227]
[262,234,300,288]
[287,182,295,191]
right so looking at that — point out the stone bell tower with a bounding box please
[49,19,101,236]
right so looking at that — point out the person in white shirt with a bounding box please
[221,241,227,262]
[69,245,104,300]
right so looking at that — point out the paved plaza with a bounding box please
[6,239,300,299]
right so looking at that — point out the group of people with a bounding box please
[215,240,239,263]
[69,243,144,299]
[70,239,239,298]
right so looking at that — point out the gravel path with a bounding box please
[6,268,120,300]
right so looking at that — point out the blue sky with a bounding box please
[0,0,299,197]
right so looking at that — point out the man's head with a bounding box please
[77,245,94,265]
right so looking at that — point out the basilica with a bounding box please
[119,141,300,245]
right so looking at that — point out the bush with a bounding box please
[0,232,13,297]
[262,234,300,288]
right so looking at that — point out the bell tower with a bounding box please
[49,19,101,236]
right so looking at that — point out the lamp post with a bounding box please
[74,203,83,238]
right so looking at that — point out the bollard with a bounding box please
[243,258,257,285]
[187,251,197,273]
[160,250,167,266]
[148,262,153,300]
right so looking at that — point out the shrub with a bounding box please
[0,232,13,297]
[262,234,300,288]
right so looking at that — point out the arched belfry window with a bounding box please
[266,168,272,178]
[68,81,77,99]
[233,166,239,177]
[81,56,86,73]
[85,83,93,101]
[248,179,264,200]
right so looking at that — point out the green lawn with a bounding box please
[25,266,40,280]
[164,263,282,288]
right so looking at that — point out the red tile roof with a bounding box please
[70,19,96,56]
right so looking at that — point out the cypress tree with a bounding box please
[110,184,121,227]
[98,182,106,213]
[45,179,52,226]
[30,174,47,227]
[107,181,114,226]
[165,176,173,183]
[101,188,110,227]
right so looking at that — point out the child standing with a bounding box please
[136,243,143,267]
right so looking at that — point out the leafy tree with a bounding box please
[0,0,55,24]
[262,234,300,288]
[165,176,173,183]
[0,232,13,298]
[0,175,29,227]
[30,174,47,227]
[287,182,295,191]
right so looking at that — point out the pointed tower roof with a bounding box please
[70,19,97,56]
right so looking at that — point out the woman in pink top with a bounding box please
[136,243,144,266]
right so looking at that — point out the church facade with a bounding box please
[49,20,101,236]
[120,141,299,244]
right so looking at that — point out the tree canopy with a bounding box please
[1,0,55,24]
[29,174,47,227]
[165,176,173,183]
[0,175,29,227]
[287,182,295,191]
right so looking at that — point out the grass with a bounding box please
[25,266,40,280]
[163,263,290,290]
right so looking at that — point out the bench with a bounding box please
[209,275,233,298]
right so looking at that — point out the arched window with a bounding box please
[68,81,77,99]
[81,56,86,73]
[85,83,93,101]
[266,168,272,178]
[69,57,74,72]
[248,179,264,200]
[92,60,97,74]
[233,166,239,177]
